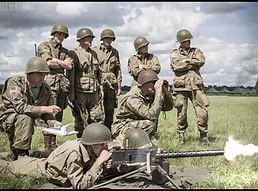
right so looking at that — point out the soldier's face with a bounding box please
[27,72,46,87]
[80,36,94,47]
[102,37,113,46]
[142,81,155,95]
[92,143,108,157]
[181,40,191,49]
[53,32,66,44]
[138,45,148,55]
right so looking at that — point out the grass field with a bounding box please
[0,95,258,189]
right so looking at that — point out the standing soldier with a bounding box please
[37,24,74,151]
[128,36,161,89]
[0,57,62,160]
[92,29,122,130]
[70,28,104,138]
[170,29,210,145]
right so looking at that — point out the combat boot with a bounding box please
[43,134,52,151]
[200,132,211,145]
[50,134,58,150]
[178,133,185,144]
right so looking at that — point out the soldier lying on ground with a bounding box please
[0,57,62,161]
[0,123,112,189]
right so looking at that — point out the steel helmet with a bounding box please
[51,24,69,38]
[123,128,152,149]
[176,29,193,43]
[100,29,116,41]
[134,37,149,51]
[81,123,111,145]
[76,28,95,42]
[25,57,50,74]
[137,69,159,86]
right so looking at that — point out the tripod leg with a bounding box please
[89,166,147,189]
[156,165,181,189]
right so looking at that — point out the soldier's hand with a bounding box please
[104,158,112,169]
[116,88,121,96]
[96,150,112,165]
[63,58,73,70]
[154,79,164,96]
[99,90,104,100]
[53,121,62,128]
[41,105,61,115]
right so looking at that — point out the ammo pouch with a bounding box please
[161,81,173,111]
[102,72,118,89]
[173,76,185,88]
[90,100,105,123]
[59,74,70,92]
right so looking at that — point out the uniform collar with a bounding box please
[136,53,149,59]
[49,38,62,48]
[100,43,112,52]
[79,142,91,163]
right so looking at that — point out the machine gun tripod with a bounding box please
[89,147,181,189]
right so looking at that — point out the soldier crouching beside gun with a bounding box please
[0,57,62,161]
[111,69,173,145]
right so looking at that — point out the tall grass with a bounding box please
[0,95,258,188]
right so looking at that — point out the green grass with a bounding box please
[0,95,258,188]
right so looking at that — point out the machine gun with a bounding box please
[90,147,224,189]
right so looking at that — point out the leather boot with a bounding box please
[179,133,185,144]
[50,134,58,150]
[200,132,211,145]
[44,134,52,151]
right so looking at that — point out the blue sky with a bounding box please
[0,2,257,87]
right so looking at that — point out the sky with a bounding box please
[0,2,258,87]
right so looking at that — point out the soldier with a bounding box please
[111,69,170,145]
[0,123,112,189]
[128,36,161,89]
[170,29,210,145]
[70,28,104,138]
[92,29,122,130]
[0,57,62,160]
[37,24,74,151]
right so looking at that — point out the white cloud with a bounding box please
[55,2,87,17]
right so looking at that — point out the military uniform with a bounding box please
[0,139,104,189]
[71,46,104,138]
[111,85,163,145]
[0,75,57,159]
[170,44,210,141]
[37,38,73,122]
[128,53,160,88]
[93,44,122,130]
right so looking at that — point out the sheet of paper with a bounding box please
[37,123,78,136]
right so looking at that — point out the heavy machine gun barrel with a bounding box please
[156,150,224,158]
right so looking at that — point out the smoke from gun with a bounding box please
[224,136,258,161]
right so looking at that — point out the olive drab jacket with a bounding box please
[128,53,160,87]
[0,75,57,128]
[37,38,73,93]
[92,44,122,90]
[111,85,163,135]
[44,139,103,188]
[71,47,103,93]
[170,46,206,91]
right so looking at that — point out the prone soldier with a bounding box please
[0,57,62,160]
[92,29,122,130]
[37,24,74,151]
